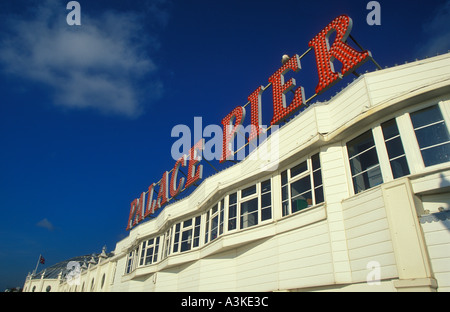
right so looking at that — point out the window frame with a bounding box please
[409,103,450,168]
[139,236,161,267]
[205,200,225,244]
[281,153,324,216]
[172,215,202,254]
[226,178,273,233]
[344,100,450,196]
[125,249,137,274]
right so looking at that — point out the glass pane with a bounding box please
[241,197,258,214]
[193,237,199,248]
[145,247,154,265]
[410,105,443,129]
[381,119,399,140]
[261,193,271,208]
[291,191,311,213]
[290,161,307,178]
[183,219,192,228]
[352,166,383,194]
[281,171,288,185]
[390,156,410,179]
[347,130,375,158]
[313,169,322,187]
[414,122,450,149]
[181,230,192,252]
[282,200,289,217]
[421,143,450,167]
[311,153,321,170]
[211,215,218,240]
[261,206,271,221]
[229,193,237,205]
[261,179,271,193]
[194,225,200,237]
[314,186,324,204]
[211,204,218,215]
[282,185,288,201]
[349,147,379,175]
[228,218,236,231]
[241,185,256,198]
[228,204,236,218]
[290,176,311,198]
[240,198,258,229]
[385,137,406,159]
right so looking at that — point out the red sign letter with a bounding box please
[248,86,264,143]
[126,198,139,231]
[133,192,145,227]
[144,183,157,218]
[170,156,187,198]
[220,106,246,163]
[308,15,372,94]
[269,54,305,126]
[185,139,204,188]
[155,171,170,209]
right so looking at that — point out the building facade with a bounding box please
[24,53,450,292]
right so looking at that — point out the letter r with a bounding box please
[308,15,372,94]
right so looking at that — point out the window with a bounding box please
[101,274,106,289]
[410,105,450,167]
[162,228,172,260]
[227,179,272,231]
[381,119,410,179]
[281,153,323,216]
[173,216,201,253]
[125,250,135,274]
[139,236,160,266]
[205,201,224,244]
[347,131,383,194]
[228,193,237,231]
[261,180,272,221]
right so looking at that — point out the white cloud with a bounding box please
[36,218,55,231]
[417,0,450,58]
[0,0,168,117]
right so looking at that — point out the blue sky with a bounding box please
[0,0,449,290]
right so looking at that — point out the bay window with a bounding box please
[410,104,450,167]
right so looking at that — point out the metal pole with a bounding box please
[33,254,41,275]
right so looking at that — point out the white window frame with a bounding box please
[139,236,161,267]
[226,178,273,233]
[344,98,450,196]
[125,249,138,274]
[172,215,202,254]
[281,153,323,216]
[205,200,225,244]
[162,227,172,260]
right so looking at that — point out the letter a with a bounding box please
[66,1,81,26]
[367,1,381,26]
